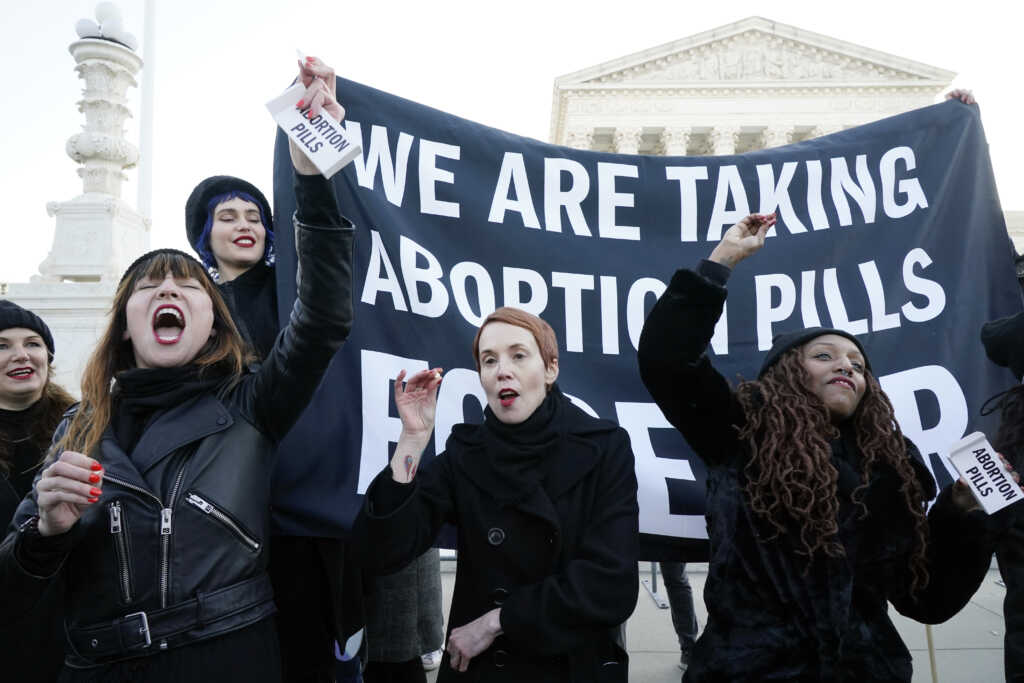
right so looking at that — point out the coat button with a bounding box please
[489,587,510,606]
[487,527,506,546]
[493,649,508,668]
[216,416,227,425]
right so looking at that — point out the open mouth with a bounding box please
[152,305,186,345]
[5,367,35,380]
[498,388,519,407]
[828,377,856,391]
[233,235,256,248]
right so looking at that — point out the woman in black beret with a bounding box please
[638,213,1011,682]
[0,300,75,683]
[0,61,355,682]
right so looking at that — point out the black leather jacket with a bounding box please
[0,179,354,667]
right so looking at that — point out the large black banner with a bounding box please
[270,80,1023,559]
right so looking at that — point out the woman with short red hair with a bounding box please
[355,307,639,683]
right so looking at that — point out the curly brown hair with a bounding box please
[736,346,931,593]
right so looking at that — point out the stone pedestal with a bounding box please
[37,37,148,284]
[2,8,146,398]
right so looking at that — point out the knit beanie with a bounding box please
[758,327,869,379]
[0,300,55,357]
[981,311,1024,381]
[184,176,274,269]
[119,248,213,287]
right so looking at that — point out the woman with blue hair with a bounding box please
[183,56,365,683]
[185,174,278,359]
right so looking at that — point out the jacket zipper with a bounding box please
[184,493,261,552]
[104,460,188,616]
[108,502,132,603]
[160,463,188,610]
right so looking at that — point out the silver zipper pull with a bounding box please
[187,493,214,514]
[160,508,172,535]
[109,503,122,534]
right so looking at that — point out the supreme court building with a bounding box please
[548,16,1023,246]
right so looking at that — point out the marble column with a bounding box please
[660,127,691,156]
[762,126,793,149]
[565,128,595,150]
[613,127,643,154]
[709,126,739,155]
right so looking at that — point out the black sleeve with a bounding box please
[888,484,997,623]
[637,263,745,468]
[351,455,456,575]
[294,173,342,227]
[242,174,355,440]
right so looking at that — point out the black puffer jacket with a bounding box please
[638,262,995,683]
[0,174,355,670]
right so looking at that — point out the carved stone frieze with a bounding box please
[585,29,934,86]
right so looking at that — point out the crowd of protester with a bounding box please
[1,60,1021,683]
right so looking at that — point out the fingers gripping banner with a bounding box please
[271,79,1023,560]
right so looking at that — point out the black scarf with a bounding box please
[112,365,224,454]
[479,384,566,503]
[0,401,47,493]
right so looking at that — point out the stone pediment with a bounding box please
[557,17,954,88]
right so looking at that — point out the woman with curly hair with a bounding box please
[638,213,1001,682]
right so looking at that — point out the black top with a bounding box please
[0,403,47,501]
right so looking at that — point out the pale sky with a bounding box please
[2,0,1020,284]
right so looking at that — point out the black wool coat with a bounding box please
[355,392,639,683]
[1,408,69,683]
[637,263,996,683]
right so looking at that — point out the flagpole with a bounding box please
[136,0,155,222]
[925,624,939,683]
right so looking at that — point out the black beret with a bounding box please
[0,299,55,357]
[759,327,869,379]
[118,248,212,287]
[981,311,1024,381]
[184,175,272,256]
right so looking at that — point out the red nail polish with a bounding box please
[90,488,102,497]
[296,99,304,108]
[89,473,100,483]
[90,463,103,471]
[88,497,99,503]
[306,56,314,62]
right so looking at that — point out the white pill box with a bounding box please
[266,82,361,179]
[947,431,1022,515]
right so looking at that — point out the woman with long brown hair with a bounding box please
[0,65,355,682]
[638,213,1003,682]
[0,301,75,682]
